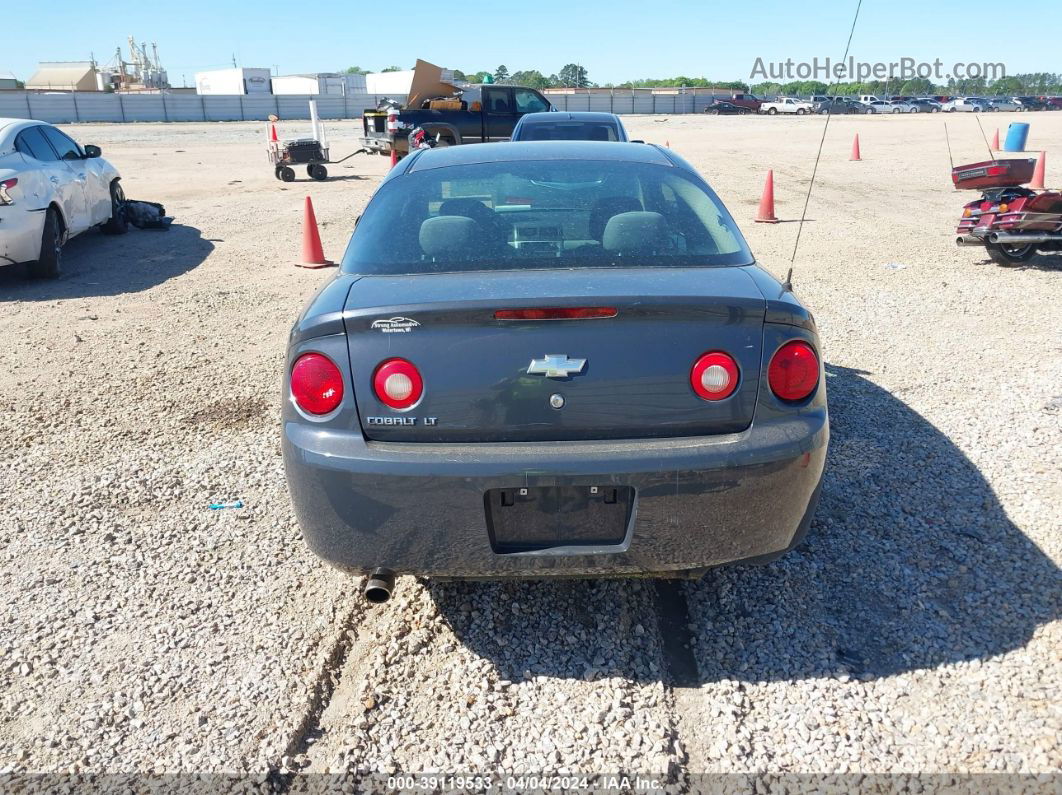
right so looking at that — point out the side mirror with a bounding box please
[83,144,102,158]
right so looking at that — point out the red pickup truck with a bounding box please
[728,93,765,112]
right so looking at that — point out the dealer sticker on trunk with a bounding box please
[370,316,420,333]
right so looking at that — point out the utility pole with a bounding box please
[232,53,237,68]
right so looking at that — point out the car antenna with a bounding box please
[788,0,865,285]
[973,114,995,159]
[944,121,955,171]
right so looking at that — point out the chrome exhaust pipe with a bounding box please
[956,234,986,246]
[364,568,396,604]
[988,231,1062,245]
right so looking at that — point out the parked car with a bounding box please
[909,98,941,113]
[942,97,989,112]
[362,83,554,159]
[760,97,814,115]
[865,100,901,114]
[703,101,750,115]
[1012,97,1046,111]
[0,118,127,278]
[510,112,628,142]
[987,98,1020,112]
[887,99,917,113]
[1043,97,1062,110]
[727,93,764,112]
[813,97,859,114]
[282,141,828,599]
[859,94,885,104]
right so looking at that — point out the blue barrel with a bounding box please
[1003,122,1030,152]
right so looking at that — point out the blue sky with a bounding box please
[6,0,1058,85]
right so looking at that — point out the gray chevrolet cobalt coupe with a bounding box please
[282,141,827,602]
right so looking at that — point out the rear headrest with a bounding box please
[419,216,476,256]
[602,211,667,253]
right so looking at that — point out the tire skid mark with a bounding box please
[652,579,703,785]
[268,593,367,788]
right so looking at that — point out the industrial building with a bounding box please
[195,68,273,95]
[271,73,369,96]
[26,62,100,91]
[0,71,19,90]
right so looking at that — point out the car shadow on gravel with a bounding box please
[428,363,1061,686]
[976,252,1062,271]
[0,224,213,301]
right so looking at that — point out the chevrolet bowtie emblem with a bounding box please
[527,354,587,378]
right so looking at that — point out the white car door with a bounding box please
[12,126,86,232]
[37,125,93,234]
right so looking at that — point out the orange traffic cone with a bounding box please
[755,170,780,224]
[1029,151,1046,189]
[270,123,278,142]
[850,133,861,161]
[991,128,999,150]
[296,197,334,269]
[390,147,399,168]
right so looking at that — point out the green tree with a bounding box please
[343,66,368,75]
[509,69,552,89]
[471,71,493,84]
[493,65,509,83]
[452,69,467,81]
[558,63,590,88]
[380,65,402,73]
[907,78,934,95]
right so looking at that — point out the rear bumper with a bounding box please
[283,410,828,578]
[0,207,44,266]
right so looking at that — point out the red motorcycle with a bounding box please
[954,158,1062,265]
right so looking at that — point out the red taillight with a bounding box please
[373,358,423,410]
[768,341,820,402]
[494,307,618,321]
[0,178,16,206]
[690,351,739,400]
[290,353,344,415]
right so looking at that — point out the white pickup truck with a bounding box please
[760,97,814,116]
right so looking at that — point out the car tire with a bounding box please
[27,207,63,279]
[767,108,777,115]
[985,242,1036,266]
[709,110,720,115]
[101,180,128,235]
[308,164,328,180]
[279,166,296,182]
[796,108,806,115]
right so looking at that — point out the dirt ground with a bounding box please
[0,111,1059,784]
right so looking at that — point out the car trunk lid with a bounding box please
[343,267,765,442]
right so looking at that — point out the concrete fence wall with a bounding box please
[0,89,732,124]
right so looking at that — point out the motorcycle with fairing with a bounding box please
[954,158,1062,265]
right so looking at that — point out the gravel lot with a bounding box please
[1,112,1059,787]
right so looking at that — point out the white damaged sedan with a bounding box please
[0,118,127,278]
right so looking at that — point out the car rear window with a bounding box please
[342,159,753,275]
[516,122,620,142]
[15,127,59,162]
